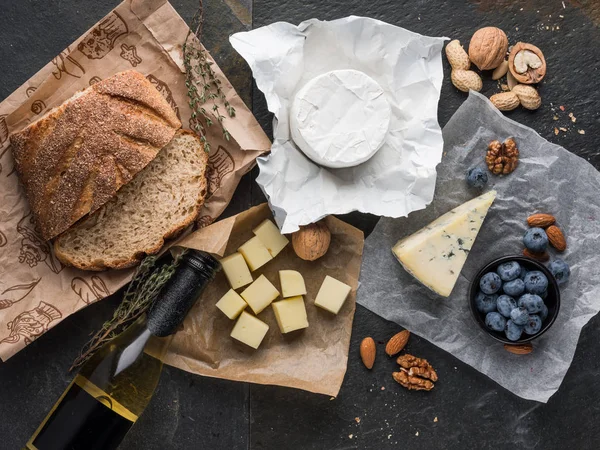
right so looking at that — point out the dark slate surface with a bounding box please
[1,0,599,449]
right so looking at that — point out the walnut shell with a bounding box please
[468,27,508,70]
[508,43,546,84]
[292,221,331,261]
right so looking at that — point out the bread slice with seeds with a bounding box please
[54,130,208,270]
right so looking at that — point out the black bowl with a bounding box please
[469,255,560,345]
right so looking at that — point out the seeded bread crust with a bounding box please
[54,130,208,271]
[10,70,181,240]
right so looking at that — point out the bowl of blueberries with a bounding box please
[469,256,564,344]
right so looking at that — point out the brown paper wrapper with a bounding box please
[0,0,271,361]
[162,204,364,397]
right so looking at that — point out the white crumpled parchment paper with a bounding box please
[230,16,447,233]
[358,91,600,403]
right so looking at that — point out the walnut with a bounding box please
[486,137,519,175]
[396,354,439,381]
[393,370,434,391]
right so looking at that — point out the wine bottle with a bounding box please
[25,250,220,450]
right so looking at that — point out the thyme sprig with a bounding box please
[70,252,185,371]
[183,2,236,153]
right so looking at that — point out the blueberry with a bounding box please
[540,304,549,321]
[497,261,521,281]
[510,307,529,326]
[466,167,488,189]
[505,320,524,341]
[523,228,549,253]
[549,259,571,286]
[475,291,498,314]
[480,272,502,295]
[503,278,525,297]
[518,293,544,313]
[519,266,529,280]
[524,315,542,335]
[485,312,506,332]
[496,295,517,318]
[524,271,549,295]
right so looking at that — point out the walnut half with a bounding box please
[486,137,519,175]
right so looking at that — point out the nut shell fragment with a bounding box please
[508,43,547,84]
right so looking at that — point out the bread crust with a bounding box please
[53,130,208,271]
[10,70,181,240]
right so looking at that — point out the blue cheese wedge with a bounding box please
[392,191,497,297]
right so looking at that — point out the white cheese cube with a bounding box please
[230,311,269,349]
[216,289,247,320]
[240,274,280,314]
[253,219,289,257]
[392,190,496,297]
[314,275,352,315]
[220,252,253,289]
[271,296,308,333]
[279,270,307,298]
[238,236,273,271]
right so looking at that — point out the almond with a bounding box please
[527,213,556,228]
[360,337,376,369]
[523,248,550,262]
[546,225,567,252]
[385,330,410,356]
[504,343,533,355]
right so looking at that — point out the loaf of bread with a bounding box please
[10,70,181,240]
[54,130,208,270]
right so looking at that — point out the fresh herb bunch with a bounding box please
[183,1,236,153]
[70,252,185,371]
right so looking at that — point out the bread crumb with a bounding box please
[348,434,353,439]
[554,128,559,135]
[559,105,565,111]
[381,386,385,391]
[553,115,559,121]
[434,417,438,422]
[355,417,361,424]
[559,127,568,132]
[569,112,576,123]
[578,129,585,135]
[415,431,419,436]
[388,434,392,440]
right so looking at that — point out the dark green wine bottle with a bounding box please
[25,251,220,450]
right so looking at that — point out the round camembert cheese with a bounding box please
[290,69,391,169]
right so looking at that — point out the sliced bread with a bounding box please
[10,70,181,240]
[54,130,208,270]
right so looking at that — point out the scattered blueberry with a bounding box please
[549,259,571,286]
[524,271,549,295]
[523,228,549,253]
[503,278,525,297]
[540,304,549,321]
[497,261,521,281]
[466,167,488,189]
[510,307,529,326]
[524,315,542,335]
[518,293,544,313]
[496,295,517,318]
[505,320,524,341]
[475,291,498,314]
[480,272,502,295]
[485,312,506,332]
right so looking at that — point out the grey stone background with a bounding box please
[0,0,599,449]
